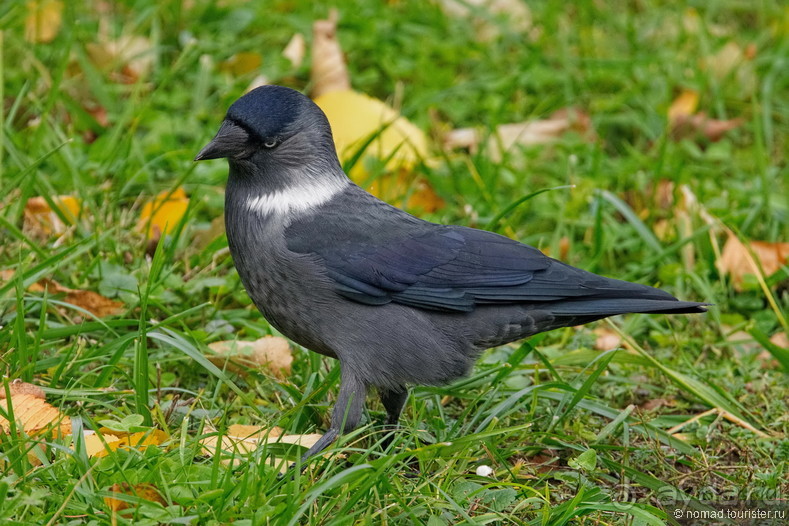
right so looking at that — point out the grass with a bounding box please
[1,0,788,524]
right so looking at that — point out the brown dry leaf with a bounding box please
[283,33,306,68]
[136,187,189,241]
[671,113,744,142]
[86,32,154,84]
[25,0,64,43]
[208,336,293,377]
[311,10,350,98]
[0,380,45,400]
[23,195,81,238]
[0,271,124,318]
[593,327,622,351]
[716,234,789,291]
[219,52,262,76]
[0,393,70,437]
[105,483,164,513]
[91,429,168,458]
[200,424,323,472]
[444,107,594,161]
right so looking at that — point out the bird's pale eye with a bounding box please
[262,137,279,148]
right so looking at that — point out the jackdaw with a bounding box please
[195,85,707,461]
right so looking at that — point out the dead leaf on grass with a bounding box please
[444,107,595,160]
[310,10,350,98]
[208,336,293,377]
[200,424,323,472]
[0,380,46,400]
[90,429,168,458]
[0,270,124,318]
[593,327,623,351]
[716,235,789,291]
[25,0,63,43]
[23,195,81,238]
[136,187,189,241]
[668,89,744,142]
[86,30,154,84]
[0,393,70,437]
[283,33,306,68]
[105,483,165,512]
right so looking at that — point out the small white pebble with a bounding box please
[475,465,494,477]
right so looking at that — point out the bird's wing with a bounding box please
[287,212,672,312]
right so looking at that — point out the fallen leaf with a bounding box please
[593,327,622,351]
[105,483,164,512]
[0,393,69,437]
[208,336,293,377]
[91,429,168,458]
[668,89,743,142]
[219,52,262,76]
[86,31,154,84]
[136,187,189,241]
[200,424,323,472]
[315,89,441,212]
[23,195,81,238]
[444,107,595,161]
[25,0,63,44]
[0,380,45,400]
[283,33,306,68]
[671,113,744,142]
[81,430,122,457]
[311,10,350,98]
[0,271,124,318]
[716,234,789,291]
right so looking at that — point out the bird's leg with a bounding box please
[298,369,367,464]
[379,387,408,450]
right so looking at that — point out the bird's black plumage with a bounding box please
[196,85,707,463]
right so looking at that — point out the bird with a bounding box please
[195,85,707,462]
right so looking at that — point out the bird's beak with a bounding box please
[194,120,251,161]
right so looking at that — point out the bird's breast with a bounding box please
[224,200,338,356]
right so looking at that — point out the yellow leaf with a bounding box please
[200,425,323,472]
[668,89,699,125]
[208,336,293,377]
[91,429,168,458]
[219,52,263,76]
[0,393,69,437]
[23,195,81,237]
[25,0,63,44]
[82,430,122,457]
[105,483,164,512]
[136,187,189,240]
[315,90,441,211]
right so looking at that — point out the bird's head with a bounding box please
[195,86,345,192]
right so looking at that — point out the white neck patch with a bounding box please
[245,179,346,217]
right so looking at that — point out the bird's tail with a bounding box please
[546,297,709,317]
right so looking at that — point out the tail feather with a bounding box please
[547,298,709,317]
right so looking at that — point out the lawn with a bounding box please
[1,0,787,524]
